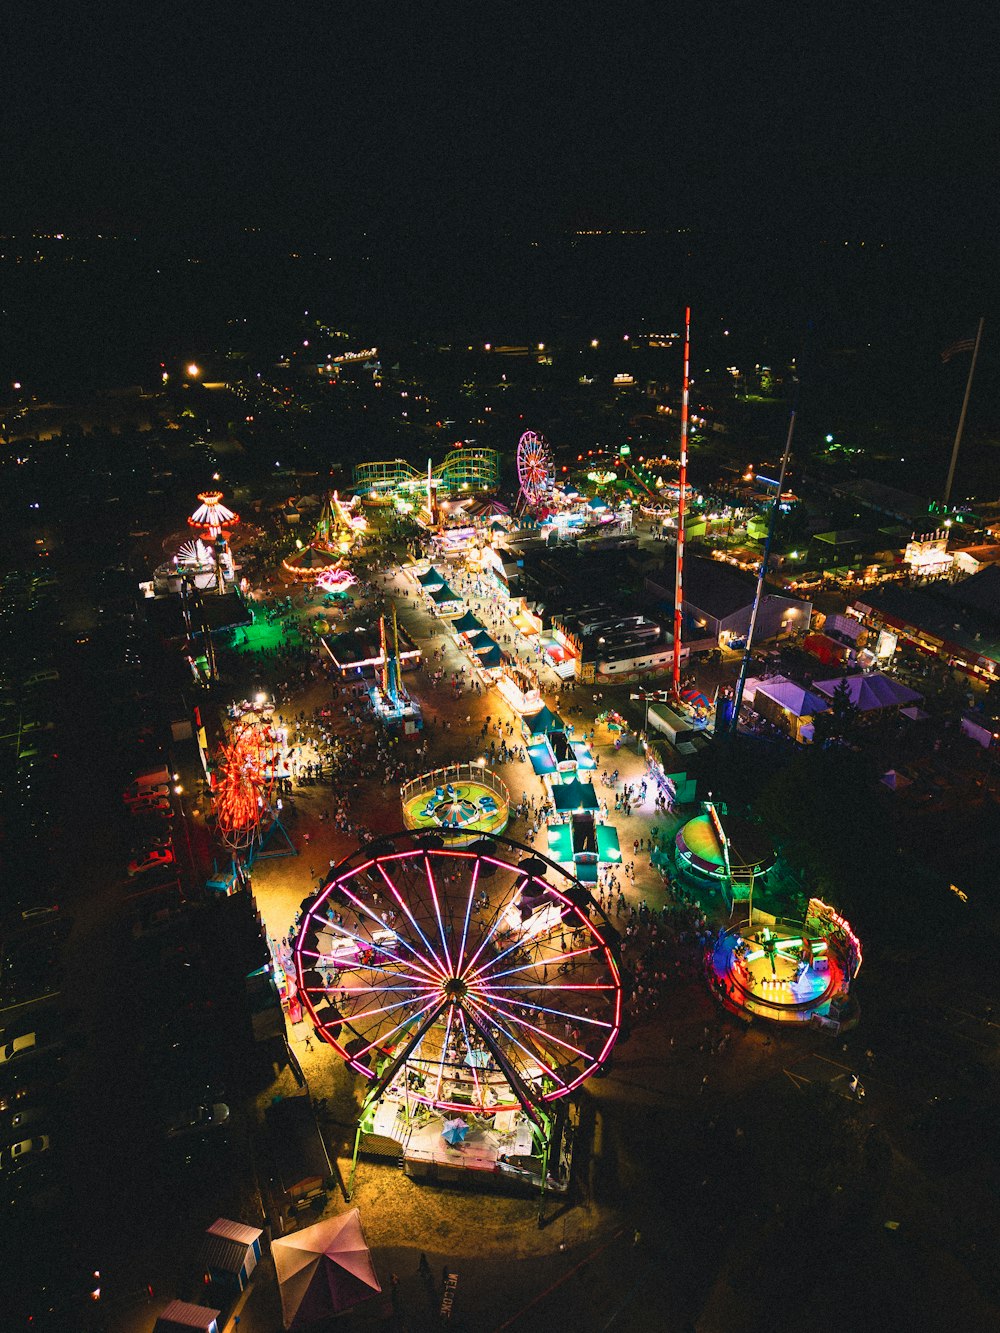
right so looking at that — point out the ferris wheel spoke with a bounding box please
[488,995,616,1030]
[351,993,445,1063]
[477,942,599,984]
[481,997,595,1063]
[333,884,440,982]
[422,854,453,973]
[454,858,480,977]
[455,1007,484,1105]
[464,993,569,1091]
[434,1004,457,1104]
[375,862,450,977]
[334,991,438,1028]
[302,926,438,990]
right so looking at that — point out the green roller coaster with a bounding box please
[353,446,501,499]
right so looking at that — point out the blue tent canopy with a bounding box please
[528,742,557,775]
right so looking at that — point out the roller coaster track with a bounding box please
[354,446,501,496]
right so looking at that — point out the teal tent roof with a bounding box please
[546,823,574,861]
[429,583,461,604]
[596,824,622,862]
[453,611,485,635]
[528,742,557,775]
[522,704,565,736]
[551,779,600,813]
[478,646,503,668]
[417,566,446,588]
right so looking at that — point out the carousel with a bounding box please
[400,763,510,843]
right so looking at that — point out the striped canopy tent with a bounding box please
[282,544,341,581]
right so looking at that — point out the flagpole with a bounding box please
[943,316,985,508]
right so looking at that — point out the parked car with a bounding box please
[123,784,170,806]
[127,796,173,819]
[127,847,175,877]
[19,905,61,925]
[0,1034,38,1068]
[3,1106,46,1139]
[0,1135,51,1170]
[165,1103,230,1139]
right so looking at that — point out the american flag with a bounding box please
[941,334,977,363]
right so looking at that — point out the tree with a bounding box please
[813,677,860,748]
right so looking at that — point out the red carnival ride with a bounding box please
[211,712,284,854]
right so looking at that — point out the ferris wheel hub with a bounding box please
[442,976,469,1001]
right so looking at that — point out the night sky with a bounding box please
[6,6,998,237]
[5,6,1000,371]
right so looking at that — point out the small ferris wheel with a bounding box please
[516,431,553,510]
[213,714,281,852]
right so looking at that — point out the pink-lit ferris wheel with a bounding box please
[293,832,622,1116]
[516,431,553,510]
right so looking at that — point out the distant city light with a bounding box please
[187,363,201,378]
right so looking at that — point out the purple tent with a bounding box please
[272,1209,381,1328]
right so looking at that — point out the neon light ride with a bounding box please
[707,898,863,1029]
[293,831,622,1196]
[516,430,553,511]
[212,714,282,853]
[188,490,239,540]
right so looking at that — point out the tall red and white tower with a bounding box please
[672,308,691,696]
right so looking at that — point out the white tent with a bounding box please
[272,1209,381,1329]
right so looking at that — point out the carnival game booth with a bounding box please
[452,609,487,642]
[321,627,421,679]
[293,830,622,1208]
[520,704,567,744]
[546,815,622,884]
[495,658,542,715]
[427,582,464,615]
[414,565,447,592]
[708,898,862,1030]
[549,777,601,816]
[400,763,510,843]
[527,728,596,781]
[675,803,776,903]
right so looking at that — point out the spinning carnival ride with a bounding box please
[516,431,554,511]
[293,831,622,1199]
[212,713,291,857]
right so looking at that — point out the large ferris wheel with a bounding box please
[293,831,622,1136]
[516,430,554,511]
